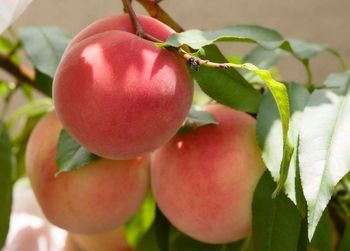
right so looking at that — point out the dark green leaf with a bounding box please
[166,26,341,62]
[257,84,310,202]
[18,26,70,77]
[252,171,301,251]
[155,207,171,251]
[299,72,350,239]
[0,123,13,248]
[192,44,261,113]
[167,25,283,50]
[338,223,350,251]
[56,129,100,175]
[136,225,160,251]
[126,194,156,248]
[12,115,43,180]
[169,228,237,251]
[35,69,53,97]
[297,219,308,251]
[309,209,332,251]
[186,106,218,126]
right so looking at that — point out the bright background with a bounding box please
[3,0,350,110]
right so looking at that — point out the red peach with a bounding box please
[26,111,150,234]
[151,104,265,244]
[53,15,193,160]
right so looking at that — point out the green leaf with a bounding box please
[252,171,302,251]
[155,207,172,251]
[309,209,332,251]
[18,26,70,77]
[56,129,100,175]
[185,105,218,126]
[338,223,350,251]
[166,26,341,62]
[0,123,13,248]
[12,115,43,180]
[242,46,286,83]
[167,25,283,50]
[35,69,53,97]
[0,81,15,98]
[169,228,243,251]
[136,225,160,251]
[192,44,261,113]
[237,63,292,196]
[257,84,310,203]
[126,194,156,248]
[0,36,13,53]
[6,98,53,129]
[243,46,286,69]
[297,219,308,251]
[299,71,350,239]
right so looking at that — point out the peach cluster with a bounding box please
[26,14,265,249]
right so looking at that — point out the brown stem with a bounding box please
[0,52,43,94]
[121,0,231,71]
[135,0,184,32]
[122,0,163,43]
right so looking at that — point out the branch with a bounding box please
[135,0,184,32]
[181,50,232,71]
[0,52,43,94]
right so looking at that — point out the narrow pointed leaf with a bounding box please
[309,209,332,251]
[257,84,310,203]
[126,194,156,248]
[299,71,350,239]
[0,123,13,248]
[252,172,301,251]
[338,224,350,251]
[237,63,293,195]
[186,105,218,126]
[56,129,100,175]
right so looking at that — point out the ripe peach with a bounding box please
[151,104,265,244]
[67,227,132,251]
[26,111,150,234]
[53,15,193,160]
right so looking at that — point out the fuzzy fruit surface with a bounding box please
[26,111,150,234]
[53,15,193,160]
[151,104,265,244]
[67,227,132,251]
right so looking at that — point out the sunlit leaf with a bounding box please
[299,71,350,239]
[55,129,100,175]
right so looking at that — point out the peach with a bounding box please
[151,104,265,244]
[26,111,150,234]
[53,14,193,160]
[67,227,132,251]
